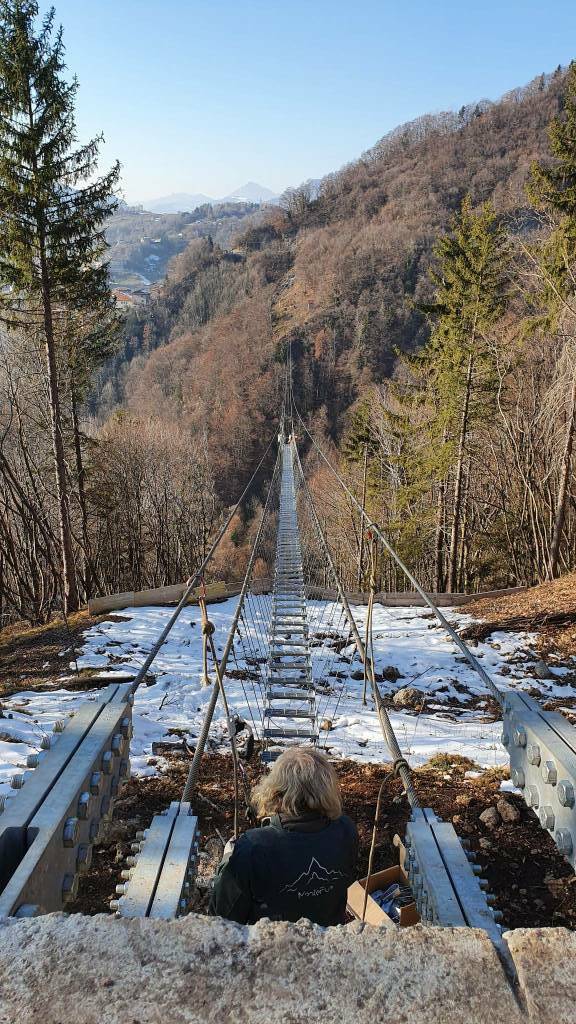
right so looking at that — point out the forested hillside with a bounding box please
[1,13,575,627]
[99,67,576,595]
[105,199,260,287]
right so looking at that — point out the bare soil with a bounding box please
[69,750,576,930]
[465,572,576,660]
[0,611,132,698]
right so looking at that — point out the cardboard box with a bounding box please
[347,864,420,928]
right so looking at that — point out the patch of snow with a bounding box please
[1,598,571,797]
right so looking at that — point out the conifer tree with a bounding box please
[528,63,576,579]
[0,1,120,612]
[420,196,510,591]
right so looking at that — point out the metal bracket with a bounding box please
[503,689,576,868]
[113,801,200,918]
[0,682,133,916]
[404,808,503,945]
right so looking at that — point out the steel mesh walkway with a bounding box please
[261,441,317,764]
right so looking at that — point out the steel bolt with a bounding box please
[525,785,540,808]
[472,864,482,876]
[77,844,92,873]
[111,732,125,756]
[119,717,132,739]
[53,720,65,734]
[62,873,78,904]
[511,768,525,789]
[89,771,102,795]
[10,774,25,790]
[558,781,575,808]
[77,791,92,819]
[120,869,132,881]
[479,879,489,890]
[40,735,52,750]
[539,805,555,830]
[555,829,573,855]
[89,819,100,842]
[513,726,527,747]
[135,830,146,841]
[0,795,6,814]
[101,750,114,774]
[115,883,127,895]
[542,761,557,785]
[63,817,80,847]
[492,910,504,923]
[109,899,120,912]
[501,731,509,747]
[26,753,41,768]
[527,743,541,766]
[178,898,187,913]
[119,759,130,779]
[126,856,137,867]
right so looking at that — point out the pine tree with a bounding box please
[0,1,120,612]
[528,62,576,579]
[420,196,510,591]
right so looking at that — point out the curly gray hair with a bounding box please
[252,746,342,820]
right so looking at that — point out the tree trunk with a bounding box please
[434,479,446,592]
[448,354,473,593]
[356,444,368,590]
[38,238,79,614]
[548,369,576,579]
[71,383,95,600]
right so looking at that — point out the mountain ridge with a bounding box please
[141,181,279,213]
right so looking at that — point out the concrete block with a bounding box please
[0,915,525,1024]
[505,928,576,1024]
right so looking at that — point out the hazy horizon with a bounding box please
[38,0,576,203]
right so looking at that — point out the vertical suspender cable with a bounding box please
[182,448,281,800]
[292,405,504,709]
[293,443,420,810]
[130,434,276,692]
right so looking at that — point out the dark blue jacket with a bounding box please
[209,813,358,926]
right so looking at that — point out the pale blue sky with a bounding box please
[40,0,576,203]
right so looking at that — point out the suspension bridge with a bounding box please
[1,382,576,965]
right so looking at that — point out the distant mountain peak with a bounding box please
[221,182,279,204]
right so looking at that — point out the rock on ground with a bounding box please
[497,798,521,824]
[480,806,502,829]
[393,686,422,709]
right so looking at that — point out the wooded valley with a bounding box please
[1,0,576,624]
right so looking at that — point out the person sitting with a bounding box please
[209,746,358,926]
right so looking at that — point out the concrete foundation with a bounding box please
[0,915,574,1024]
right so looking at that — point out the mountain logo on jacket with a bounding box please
[279,858,345,899]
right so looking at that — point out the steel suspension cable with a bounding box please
[292,442,420,809]
[130,434,277,692]
[182,447,281,800]
[292,403,504,709]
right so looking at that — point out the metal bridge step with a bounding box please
[264,707,316,719]
[267,688,315,701]
[261,750,284,763]
[263,727,318,739]
[271,640,308,649]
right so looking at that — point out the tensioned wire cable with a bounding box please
[291,398,505,709]
[130,432,278,692]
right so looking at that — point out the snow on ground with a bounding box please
[2,596,576,797]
